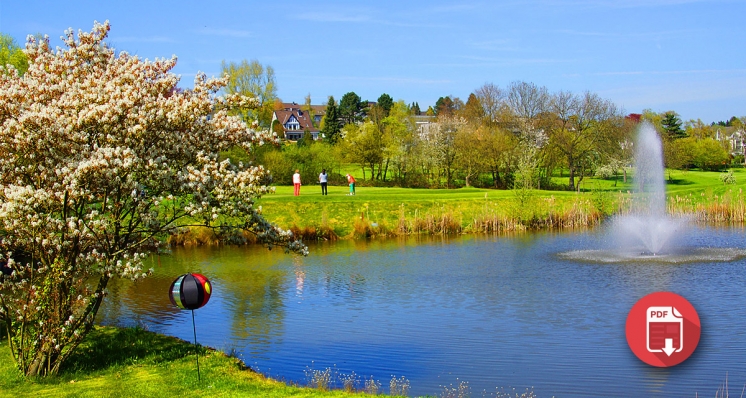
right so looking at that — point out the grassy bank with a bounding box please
[247,169,746,240]
[164,169,746,245]
[0,326,388,398]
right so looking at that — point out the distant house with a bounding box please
[270,102,326,141]
[727,128,746,160]
[414,115,436,135]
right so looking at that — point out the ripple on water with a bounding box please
[558,247,746,264]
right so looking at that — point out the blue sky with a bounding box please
[2,0,745,123]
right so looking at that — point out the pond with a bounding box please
[98,226,746,397]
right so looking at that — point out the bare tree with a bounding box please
[474,83,506,127]
[507,81,549,145]
[545,91,620,191]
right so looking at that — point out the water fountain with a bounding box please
[561,122,746,263]
[611,121,686,255]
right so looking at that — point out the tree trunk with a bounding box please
[568,164,576,191]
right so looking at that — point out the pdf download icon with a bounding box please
[647,306,683,356]
[626,292,701,367]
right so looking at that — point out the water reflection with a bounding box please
[98,227,746,397]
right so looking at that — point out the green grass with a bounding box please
[0,327,386,398]
[254,168,746,238]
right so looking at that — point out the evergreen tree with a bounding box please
[320,96,341,144]
[435,96,455,116]
[462,93,485,123]
[410,102,421,115]
[661,111,686,139]
[377,93,394,117]
[339,91,367,125]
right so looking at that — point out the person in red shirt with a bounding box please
[346,174,356,196]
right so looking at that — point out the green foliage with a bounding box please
[410,102,421,115]
[320,96,341,144]
[220,145,252,166]
[0,34,28,75]
[297,128,314,147]
[512,146,539,221]
[340,122,385,179]
[338,92,367,125]
[720,170,736,185]
[675,137,729,171]
[661,111,686,140]
[376,93,393,117]
[259,142,340,186]
[220,59,277,128]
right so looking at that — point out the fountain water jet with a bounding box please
[560,122,746,264]
[611,121,685,255]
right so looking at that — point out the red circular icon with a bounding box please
[626,291,700,367]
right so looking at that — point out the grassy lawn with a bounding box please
[0,327,388,398]
[255,168,746,238]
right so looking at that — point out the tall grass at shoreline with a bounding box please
[166,169,746,244]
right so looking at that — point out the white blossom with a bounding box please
[0,21,305,376]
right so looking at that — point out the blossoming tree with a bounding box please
[0,21,306,376]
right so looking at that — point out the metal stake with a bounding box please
[192,309,201,381]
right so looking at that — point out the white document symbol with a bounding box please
[647,306,683,356]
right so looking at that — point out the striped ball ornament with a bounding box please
[168,273,212,310]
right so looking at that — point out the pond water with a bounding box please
[98,226,746,397]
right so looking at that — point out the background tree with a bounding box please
[483,125,520,189]
[461,93,485,124]
[506,81,549,145]
[341,122,384,179]
[434,96,463,117]
[338,91,367,125]
[320,96,341,143]
[377,93,394,117]
[303,93,316,127]
[379,100,416,182]
[544,91,619,191]
[661,111,686,140]
[367,103,387,127]
[410,102,421,115]
[474,83,506,128]
[220,59,277,128]
[685,119,716,140]
[0,34,28,75]
[0,22,304,377]
[454,124,487,186]
[674,137,729,171]
[641,109,664,130]
[426,115,461,187]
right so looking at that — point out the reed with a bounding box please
[168,181,746,246]
[471,196,601,234]
[669,188,746,223]
[289,224,339,241]
[167,226,224,246]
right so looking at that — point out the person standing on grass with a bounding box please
[346,173,356,196]
[319,169,328,195]
[293,169,301,196]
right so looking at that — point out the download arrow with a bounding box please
[662,338,676,356]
